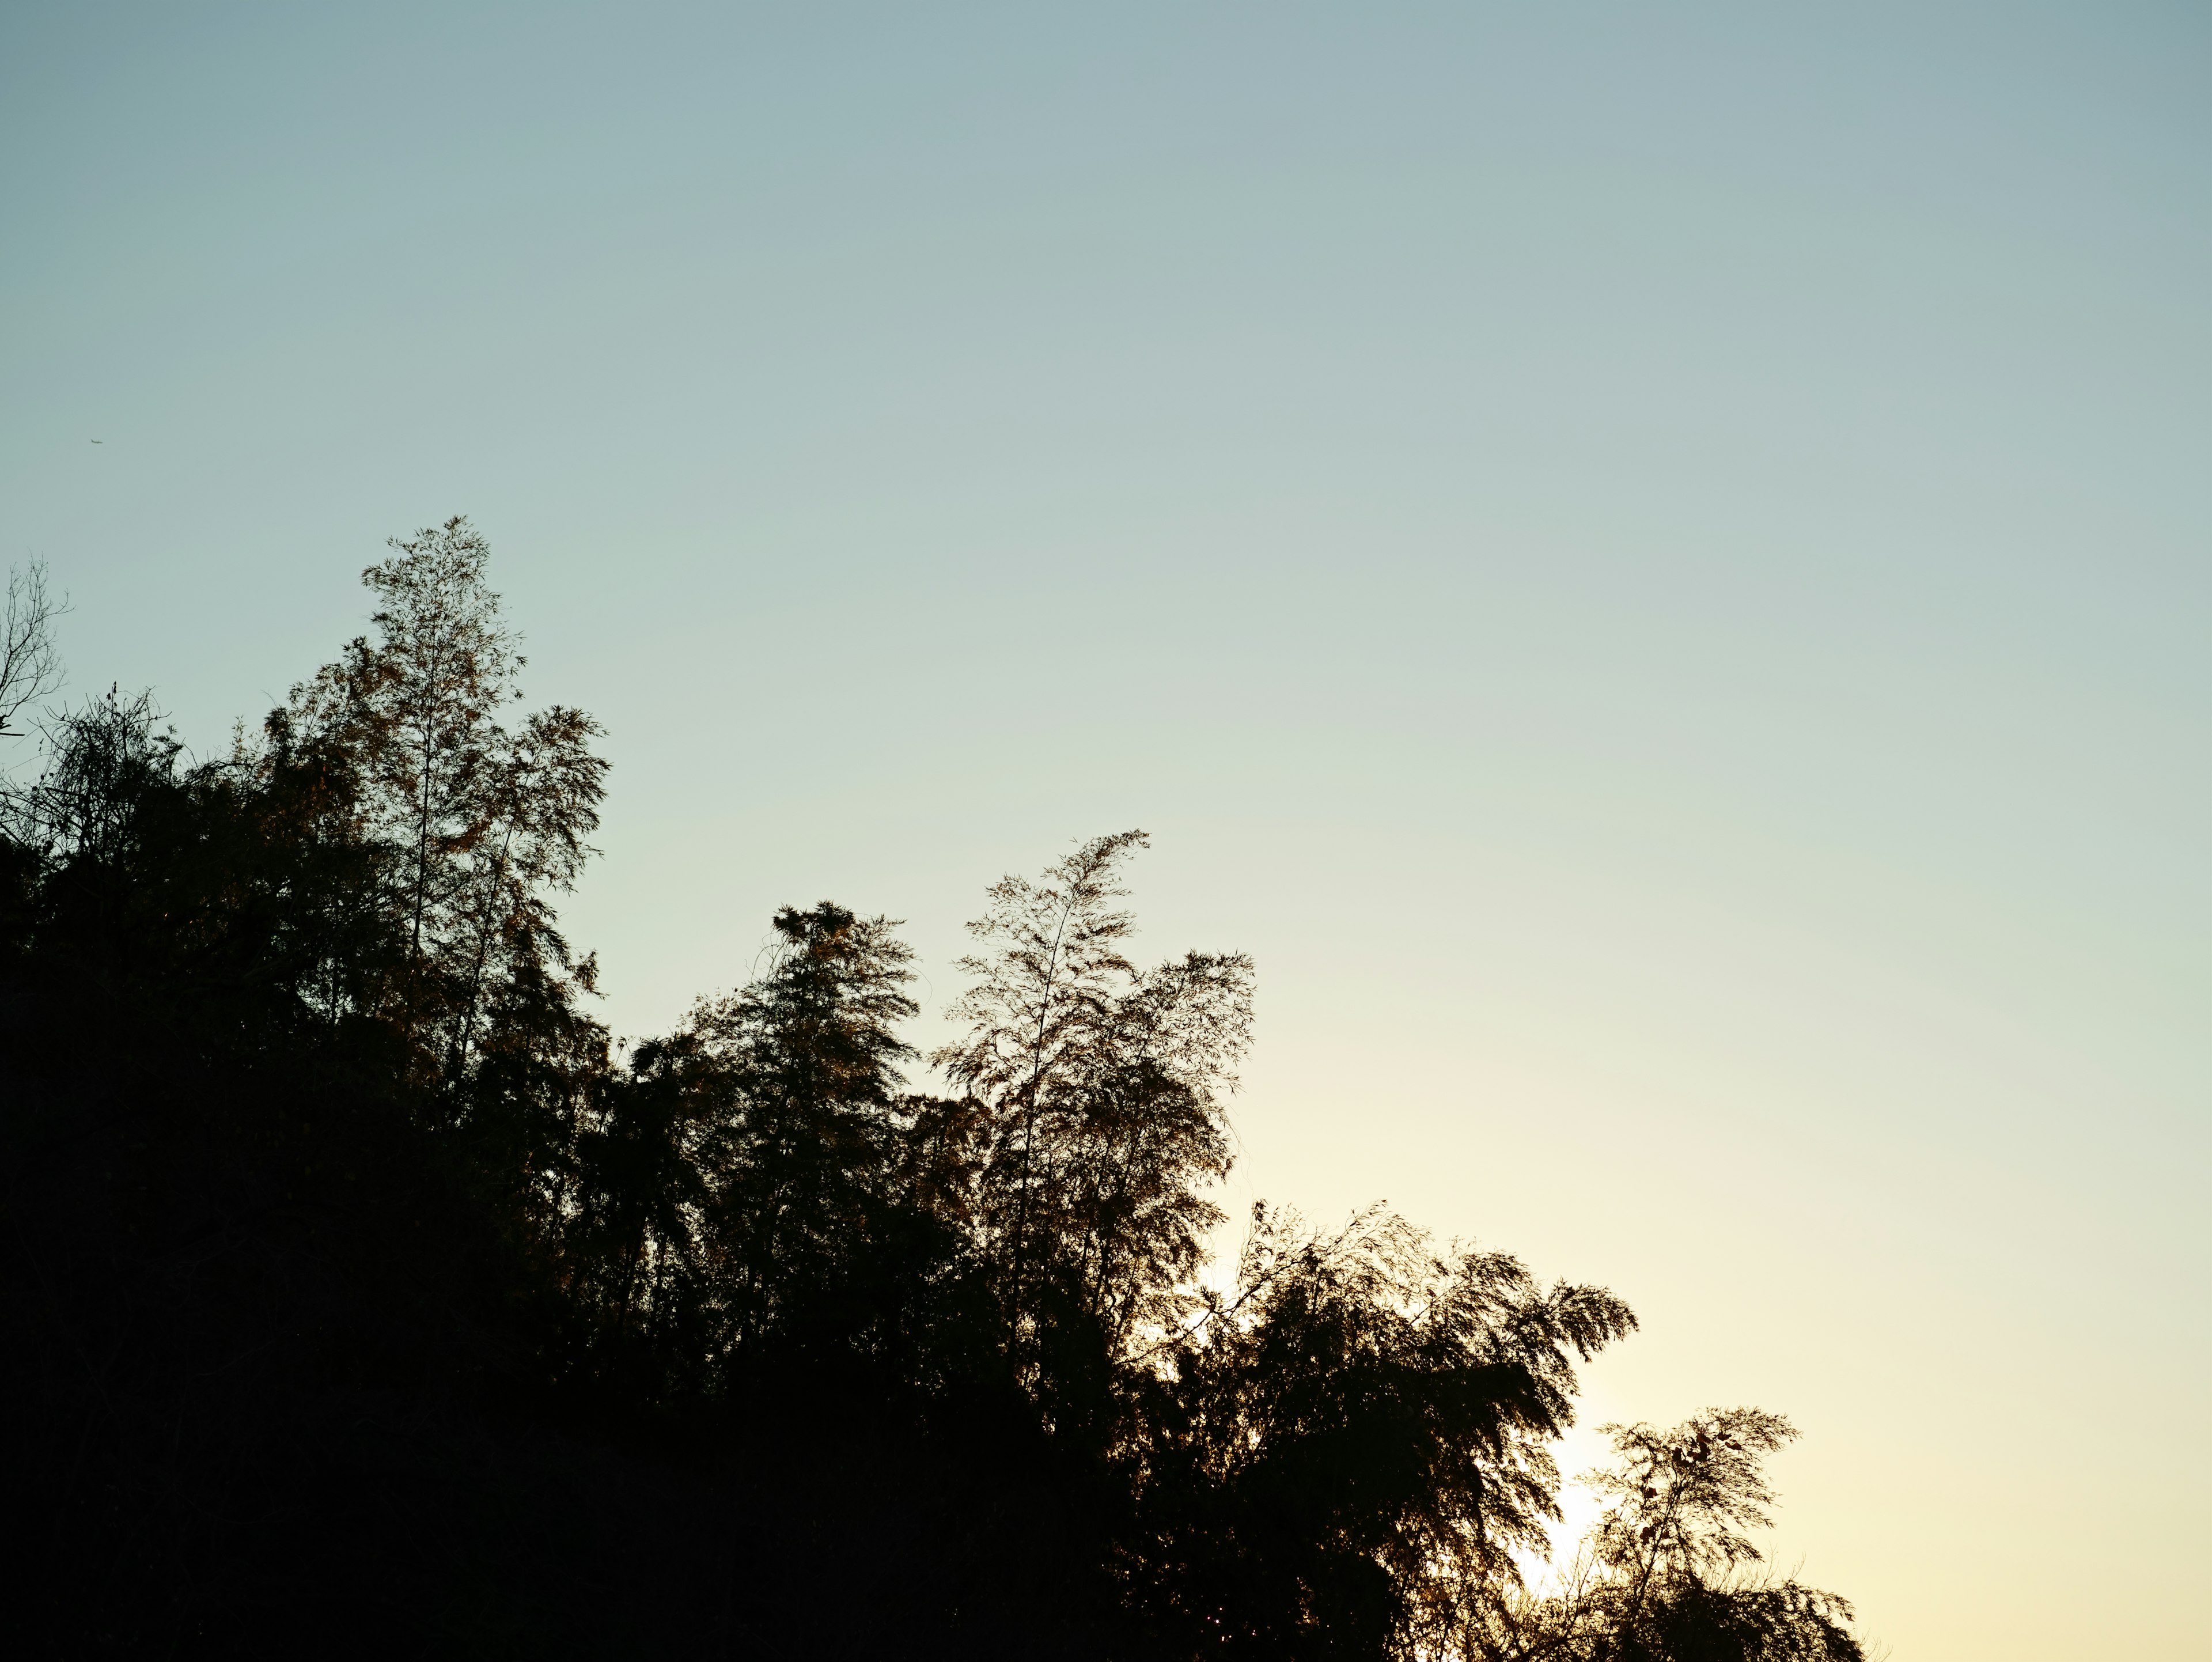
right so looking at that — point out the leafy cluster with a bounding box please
[0,528,1862,1660]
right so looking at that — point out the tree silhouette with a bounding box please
[1117,1205,1637,1659]
[0,558,67,738]
[1464,1413,1864,1662]
[283,516,608,1096]
[0,521,1869,1661]
[934,831,1254,1365]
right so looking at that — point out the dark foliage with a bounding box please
[0,532,1862,1659]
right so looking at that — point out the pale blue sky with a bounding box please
[5,5,2207,1655]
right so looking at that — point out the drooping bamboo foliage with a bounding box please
[0,535,1863,1661]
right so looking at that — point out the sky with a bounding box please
[4,3,2207,1654]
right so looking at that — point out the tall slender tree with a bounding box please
[284,517,608,1092]
[692,903,922,1351]
[933,832,1253,1356]
[568,903,938,1379]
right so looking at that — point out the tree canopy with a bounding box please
[0,528,1864,1660]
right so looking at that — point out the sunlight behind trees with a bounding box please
[0,533,1866,1658]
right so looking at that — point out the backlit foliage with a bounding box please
[0,539,1863,1660]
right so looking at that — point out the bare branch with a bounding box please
[0,559,69,737]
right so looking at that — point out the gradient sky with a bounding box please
[5,5,2207,1655]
